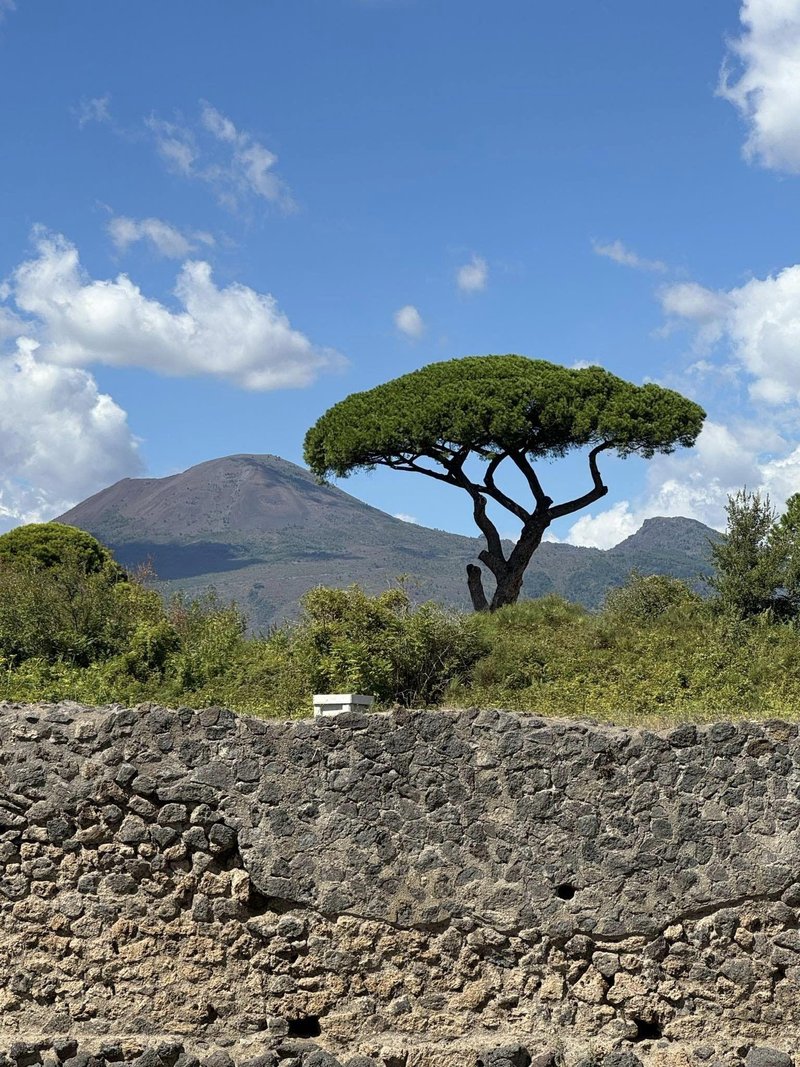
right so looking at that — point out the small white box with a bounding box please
[313,693,374,718]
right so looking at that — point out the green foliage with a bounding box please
[446,579,800,725]
[166,592,248,690]
[0,553,481,717]
[277,583,484,708]
[304,355,706,479]
[0,522,125,580]
[770,492,800,617]
[0,558,141,668]
[8,500,800,726]
[709,490,783,619]
[603,571,701,622]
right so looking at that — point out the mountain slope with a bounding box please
[58,454,719,628]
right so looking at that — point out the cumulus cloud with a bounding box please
[0,305,26,342]
[562,501,641,549]
[146,103,294,212]
[719,0,800,173]
[661,264,800,403]
[393,512,419,524]
[9,230,344,390]
[592,239,667,273]
[0,338,142,528]
[107,215,214,259]
[456,254,488,293]
[394,304,425,338]
[74,94,112,129]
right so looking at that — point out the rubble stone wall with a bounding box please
[1,702,800,1067]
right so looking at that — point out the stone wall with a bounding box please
[1,702,799,1067]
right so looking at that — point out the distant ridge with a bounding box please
[58,454,719,628]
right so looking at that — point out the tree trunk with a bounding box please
[489,565,526,611]
[466,519,549,612]
[466,563,489,612]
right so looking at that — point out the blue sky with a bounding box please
[1,0,799,547]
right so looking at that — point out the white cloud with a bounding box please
[394,304,425,338]
[107,215,214,259]
[74,95,112,129]
[456,254,488,293]
[662,264,800,403]
[719,0,800,173]
[393,512,419,524]
[0,305,25,341]
[563,501,641,550]
[146,103,294,212]
[146,116,197,175]
[10,230,344,391]
[592,239,667,273]
[0,0,15,23]
[0,338,141,528]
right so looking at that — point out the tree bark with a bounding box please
[487,518,548,610]
[466,563,490,612]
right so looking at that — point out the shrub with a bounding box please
[0,522,125,580]
[265,584,485,712]
[603,572,700,623]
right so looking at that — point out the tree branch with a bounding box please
[383,457,457,486]
[508,451,552,511]
[482,453,532,523]
[467,490,506,563]
[548,441,614,521]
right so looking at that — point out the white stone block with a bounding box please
[312,693,374,718]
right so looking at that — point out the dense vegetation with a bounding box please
[2,494,800,724]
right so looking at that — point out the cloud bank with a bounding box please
[662,264,800,404]
[0,229,347,523]
[0,339,142,528]
[11,231,344,390]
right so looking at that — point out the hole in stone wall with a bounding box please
[287,1016,321,1039]
[248,888,296,916]
[204,1004,218,1023]
[12,1050,41,1067]
[556,883,576,900]
[633,1017,662,1041]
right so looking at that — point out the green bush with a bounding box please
[445,582,800,725]
[166,591,248,690]
[258,584,485,714]
[0,560,137,667]
[0,522,125,580]
[603,572,700,623]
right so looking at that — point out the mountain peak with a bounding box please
[611,515,721,555]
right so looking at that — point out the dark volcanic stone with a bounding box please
[745,1050,794,1067]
